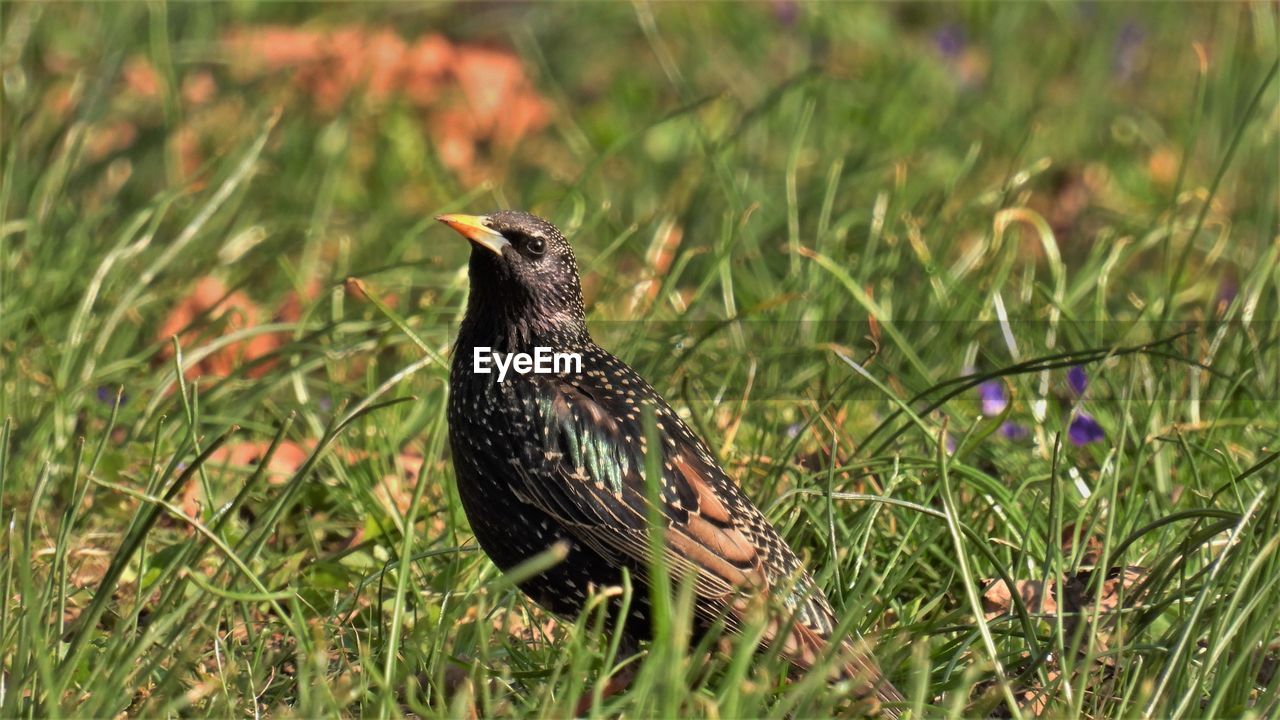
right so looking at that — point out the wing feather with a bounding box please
[513,379,820,625]
[503,372,900,712]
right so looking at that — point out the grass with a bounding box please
[2,1,1278,717]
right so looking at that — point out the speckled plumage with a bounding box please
[441,210,902,713]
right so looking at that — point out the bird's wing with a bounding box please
[510,375,830,636]
[510,373,902,712]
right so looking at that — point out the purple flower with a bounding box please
[1069,412,1105,446]
[1001,422,1030,440]
[97,385,127,406]
[1113,21,1145,81]
[944,432,957,455]
[770,0,798,26]
[934,24,966,59]
[978,380,1007,417]
[1215,276,1238,312]
[1068,366,1088,396]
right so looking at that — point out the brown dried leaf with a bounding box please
[181,71,218,106]
[982,578,1057,620]
[402,35,454,104]
[122,55,161,98]
[85,121,138,161]
[221,25,550,180]
[156,277,283,379]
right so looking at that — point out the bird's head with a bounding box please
[437,210,587,342]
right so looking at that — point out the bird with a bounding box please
[437,210,904,715]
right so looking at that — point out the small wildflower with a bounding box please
[933,24,966,59]
[97,386,127,406]
[1069,412,1105,446]
[978,380,1008,417]
[770,0,798,26]
[1001,422,1029,441]
[933,24,987,89]
[1068,366,1088,396]
[1113,21,1145,81]
[1215,275,1238,315]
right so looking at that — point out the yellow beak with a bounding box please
[436,214,511,256]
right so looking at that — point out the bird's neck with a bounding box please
[458,294,590,354]
[460,250,590,353]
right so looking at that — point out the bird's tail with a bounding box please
[787,620,904,717]
[839,646,905,718]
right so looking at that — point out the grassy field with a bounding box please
[2,2,1278,717]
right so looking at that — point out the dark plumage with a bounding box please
[438,210,903,714]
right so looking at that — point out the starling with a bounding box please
[438,210,903,714]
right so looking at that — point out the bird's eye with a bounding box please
[525,236,546,257]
